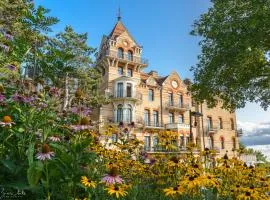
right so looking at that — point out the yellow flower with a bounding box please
[80,176,96,188]
[163,186,182,197]
[104,185,128,199]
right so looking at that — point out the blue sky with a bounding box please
[35,0,270,129]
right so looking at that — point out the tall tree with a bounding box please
[0,0,58,79]
[191,0,270,111]
[42,26,107,109]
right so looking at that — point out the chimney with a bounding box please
[148,70,158,78]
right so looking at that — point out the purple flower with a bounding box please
[0,44,9,52]
[118,121,124,128]
[49,87,60,96]
[70,125,94,132]
[49,136,61,142]
[101,175,123,185]
[6,64,16,71]
[70,106,91,116]
[11,93,35,104]
[0,94,5,102]
[4,33,13,40]
[36,144,55,161]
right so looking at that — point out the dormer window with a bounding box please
[118,48,124,59]
[127,50,133,61]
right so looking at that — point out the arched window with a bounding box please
[127,50,133,61]
[126,104,132,123]
[117,82,123,97]
[220,136,225,149]
[126,83,132,97]
[118,48,124,59]
[117,104,123,122]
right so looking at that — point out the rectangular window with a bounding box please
[144,110,150,126]
[153,111,159,127]
[144,136,151,151]
[169,112,174,123]
[207,116,213,130]
[127,68,133,77]
[178,93,183,106]
[148,89,154,101]
[178,114,184,123]
[218,118,223,129]
[153,136,158,151]
[231,119,235,130]
[126,83,132,97]
[117,82,123,97]
[168,93,173,106]
[118,67,123,75]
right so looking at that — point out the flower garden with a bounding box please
[1,1,270,200]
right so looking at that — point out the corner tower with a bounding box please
[95,18,148,125]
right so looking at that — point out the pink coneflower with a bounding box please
[70,125,93,132]
[101,167,124,185]
[0,116,15,127]
[11,93,35,104]
[49,136,61,142]
[0,44,9,52]
[102,175,124,185]
[4,32,13,40]
[49,87,60,97]
[36,144,55,161]
[0,94,5,102]
[6,64,16,71]
[71,106,91,116]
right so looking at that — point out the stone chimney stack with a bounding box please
[148,70,158,78]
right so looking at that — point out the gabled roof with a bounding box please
[108,20,140,46]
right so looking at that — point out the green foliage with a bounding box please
[191,0,270,111]
[27,161,43,186]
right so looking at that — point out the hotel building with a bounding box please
[94,18,240,158]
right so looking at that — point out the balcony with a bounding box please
[144,121,164,129]
[144,146,200,154]
[206,126,219,135]
[105,50,148,66]
[165,123,190,130]
[165,102,189,112]
[110,92,143,102]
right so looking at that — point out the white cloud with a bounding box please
[237,121,270,136]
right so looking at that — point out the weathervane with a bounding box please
[117,7,122,21]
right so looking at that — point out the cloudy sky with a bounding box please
[35,0,270,154]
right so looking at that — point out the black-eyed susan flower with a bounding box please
[163,185,181,197]
[104,185,128,199]
[80,176,96,188]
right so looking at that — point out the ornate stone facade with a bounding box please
[94,19,240,158]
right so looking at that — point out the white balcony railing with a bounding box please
[165,123,190,130]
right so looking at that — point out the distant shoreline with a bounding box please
[246,144,270,161]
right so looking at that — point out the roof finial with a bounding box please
[117,7,122,21]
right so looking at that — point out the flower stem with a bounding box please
[45,161,50,200]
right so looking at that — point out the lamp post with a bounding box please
[189,110,203,144]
